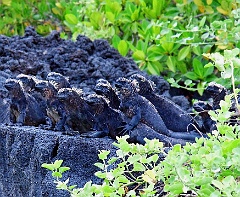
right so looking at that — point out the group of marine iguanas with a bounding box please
[1,71,227,146]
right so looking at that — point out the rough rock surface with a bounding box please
[0,125,116,197]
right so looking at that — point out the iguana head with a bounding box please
[86,94,109,114]
[115,77,139,97]
[46,72,70,90]
[206,82,226,97]
[35,80,57,99]
[57,88,82,102]
[4,78,23,97]
[16,74,36,92]
[130,74,155,94]
[95,82,111,95]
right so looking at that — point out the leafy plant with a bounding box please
[0,0,62,36]
[203,48,240,112]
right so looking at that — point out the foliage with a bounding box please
[42,88,240,196]
[203,48,240,112]
[42,137,167,196]
[160,91,240,196]
[0,0,63,36]
[49,0,240,95]
[1,0,240,95]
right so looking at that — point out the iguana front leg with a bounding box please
[16,103,27,125]
[121,106,141,135]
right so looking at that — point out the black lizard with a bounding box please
[115,77,205,142]
[193,101,216,133]
[83,93,125,138]
[84,94,191,146]
[206,82,227,110]
[46,72,71,90]
[56,88,95,134]
[16,73,47,114]
[4,79,46,126]
[94,78,120,109]
[129,74,201,133]
[35,80,65,130]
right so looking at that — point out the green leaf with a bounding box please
[59,167,70,173]
[94,162,105,170]
[165,182,183,194]
[133,162,145,171]
[54,160,63,169]
[112,35,121,49]
[199,16,206,27]
[95,171,106,179]
[106,11,115,23]
[203,66,214,78]
[132,50,145,60]
[197,81,206,96]
[176,61,188,73]
[193,58,204,78]
[98,150,110,160]
[192,45,202,56]
[184,79,193,86]
[195,177,213,185]
[184,72,199,80]
[65,14,78,25]
[52,171,62,178]
[2,0,11,6]
[41,163,55,171]
[147,62,160,75]
[221,66,232,79]
[222,139,240,156]
[178,46,191,61]
[224,48,240,59]
[118,40,128,56]
[166,56,176,72]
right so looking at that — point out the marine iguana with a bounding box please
[206,82,227,110]
[83,93,125,138]
[129,74,201,133]
[35,80,65,130]
[115,77,205,141]
[193,101,216,133]
[84,94,191,146]
[94,78,120,109]
[16,73,47,114]
[4,78,46,126]
[46,72,71,90]
[56,88,95,134]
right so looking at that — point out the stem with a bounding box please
[230,61,240,114]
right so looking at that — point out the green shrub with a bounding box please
[0,0,62,36]
[49,0,240,95]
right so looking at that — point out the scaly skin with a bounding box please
[193,101,216,133]
[16,74,47,115]
[35,80,65,130]
[115,77,205,142]
[130,74,201,133]
[83,94,125,138]
[46,72,71,90]
[94,78,120,109]
[206,82,227,110]
[57,88,95,134]
[4,79,46,126]
[84,94,189,146]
